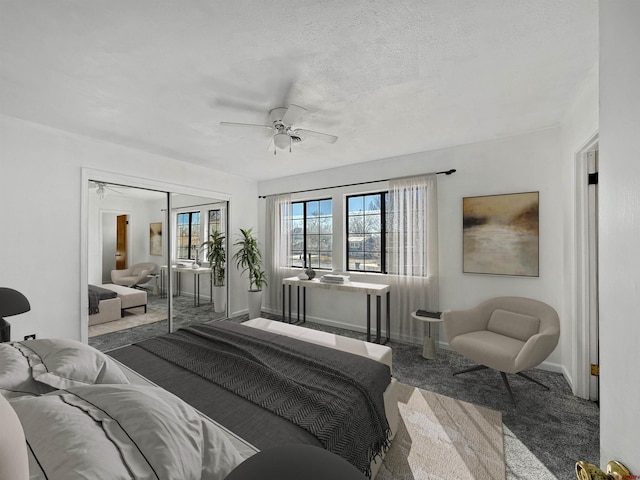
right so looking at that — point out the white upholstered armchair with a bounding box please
[111,262,157,288]
[443,296,560,406]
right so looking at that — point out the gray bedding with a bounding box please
[110,321,392,476]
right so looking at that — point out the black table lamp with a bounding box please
[0,288,31,343]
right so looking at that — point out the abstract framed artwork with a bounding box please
[463,191,539,277]
[149,222,163,256]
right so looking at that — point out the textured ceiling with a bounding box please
[0,1,598,181]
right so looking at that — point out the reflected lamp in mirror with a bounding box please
[0,288,31,342]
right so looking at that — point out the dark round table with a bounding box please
[224,444,368,480]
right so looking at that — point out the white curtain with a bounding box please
[264,193,292,313]
[387,174,439,342]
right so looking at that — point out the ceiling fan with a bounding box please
[89,181,125,199]
[220,104,338,154]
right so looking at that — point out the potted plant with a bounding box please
[202,230,226,313]
[232,227,267,319]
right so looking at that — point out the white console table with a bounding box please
[282,276,390,344]
[160,265,212,306]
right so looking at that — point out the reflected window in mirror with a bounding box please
[177,211,201,260]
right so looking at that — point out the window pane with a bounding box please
[365,257,382,273]
[292,203,304,217]
[306,217,319,234]
[319,199,332,216]
[291,251,304,268]
[191,212,201,257]
[348,196,363,213]
[319,234,332,251]
[291,219,304,232]
[364,195,381,212]
[320,217,332,234]
[348,215,364,234]
[306,201,319,216]
[306,235,319,250]
[364,214,381,233]
[291,234,304,250]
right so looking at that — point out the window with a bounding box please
[346,192,388,273]
[208,209,222,237]
[176,211,201,259]
[286,199,332,269]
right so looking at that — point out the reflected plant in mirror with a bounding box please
[203,230,226,286]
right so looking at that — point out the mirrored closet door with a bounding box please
[86,181,228,352]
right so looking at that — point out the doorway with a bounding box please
[101,212,131,283]
[576,135,599,402]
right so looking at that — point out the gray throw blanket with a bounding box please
[136,321,391,477]
[88,285,117,315]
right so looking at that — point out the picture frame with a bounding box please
[149,222,163,256]
[463,191,539,277]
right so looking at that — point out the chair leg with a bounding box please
[500,372,517,406]
[453,364,489,376]
[517,372,550,390]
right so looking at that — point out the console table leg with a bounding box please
[386,291,390,343]
[282,285,285,321]
[366,294,371,342]
[288,285,292,324]
[296,285,300,323]
[376,295,382,344]
[303,287,306,324]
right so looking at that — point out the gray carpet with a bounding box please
[92,307,599,480]
[89,292,225,351]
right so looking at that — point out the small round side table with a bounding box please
[410,311,443,359]
[224,444,367,480]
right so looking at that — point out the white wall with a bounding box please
[0,115,257,342]
[258,127,567,373]
[599,0,640,472]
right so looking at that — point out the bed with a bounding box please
[0,337,254,480]
[1,319,399,479]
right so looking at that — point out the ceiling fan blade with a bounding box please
[294,128,338,144]
[281,104,306,125]
[220,121,273,131]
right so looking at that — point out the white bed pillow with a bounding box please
[0,343,57,398]
[13,338,130,389]
[10,384,244,480]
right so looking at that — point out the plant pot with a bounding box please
[247,290,262,319]
[213,286,226,313]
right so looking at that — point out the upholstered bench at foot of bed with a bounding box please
[100,284,147,317]
[242,317,398,479]
[242,317,393,370]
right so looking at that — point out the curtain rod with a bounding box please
[258,169,456,199]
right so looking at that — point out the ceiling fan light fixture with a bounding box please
[273,132,290,150]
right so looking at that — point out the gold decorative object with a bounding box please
[575,460,632,480]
